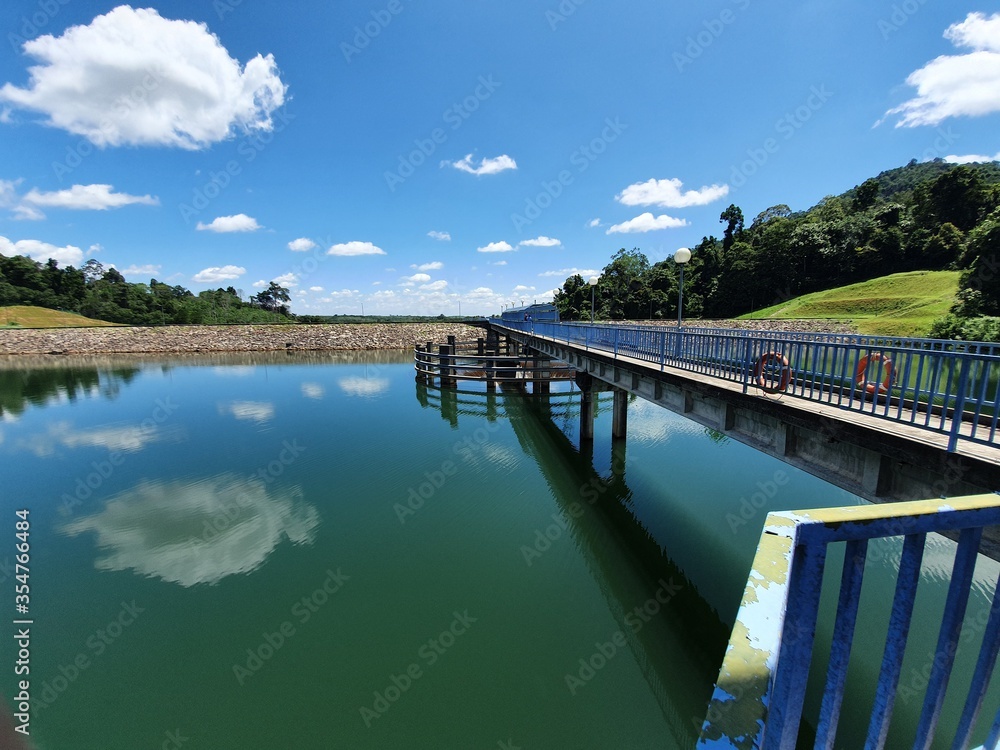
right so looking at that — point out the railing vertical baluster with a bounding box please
[815,539,869,750]
[913,526,983,749]
[951,569,1000,750]
[948,357,972,453]
[865,532,927,749]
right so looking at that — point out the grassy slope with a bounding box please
[739,270,960,336]
[0,306,123,328]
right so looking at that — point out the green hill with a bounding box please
[1,305,124,329]
[739,271,960,337]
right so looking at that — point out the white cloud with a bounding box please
[883,12,1000,127]
[196,214,260,233]
[192,265,246,283]
[0,235,83,266]
[946,151,1000,163]
[308,286,323,292]
[0,6,287,149]
[23,184,158,211]
[120,264,161,277]
[615,178,729,208]
[272,272,298,288]
[427,230,451,241]
[512,285,535,293]
[445,154,518,175]
[327,241,386,256]
[288,238,316,252]
[606,212,688,234]
[519,236,561,247]
[401,273,431,286]
[477,241,514,253]
[538,267,600,278]
[412,261,443,271]
[251,279,267,288]
[587,218,601,228]
[13,205,44,221]
[492,260,507,266]
[421,280,448,291]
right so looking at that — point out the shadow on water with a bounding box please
[415,380,729,747]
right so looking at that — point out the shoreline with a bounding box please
[0,323,484,356]
[0,319,857,357]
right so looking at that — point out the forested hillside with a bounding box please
[0,257,294,325]
[555,160,1000,336]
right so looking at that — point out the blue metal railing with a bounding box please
[697,495,1000,750]
[494,321,1000,450]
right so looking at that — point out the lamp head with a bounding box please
[588,275,599,286]
[674,247,691,265]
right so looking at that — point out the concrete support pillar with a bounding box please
[612,388,628,440]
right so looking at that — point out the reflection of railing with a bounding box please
[495,321,1000,450]
[414,338,575,384]
[698,494,1000,750]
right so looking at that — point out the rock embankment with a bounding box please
[0,323,484,355]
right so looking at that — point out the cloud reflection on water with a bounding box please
[60,474,319,587]
[336,376,390,398]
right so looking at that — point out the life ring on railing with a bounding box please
[856,353,893,396]
[754,352,791,394]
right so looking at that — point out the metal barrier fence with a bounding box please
[697,494,1000,750]
[494,321,1000,451]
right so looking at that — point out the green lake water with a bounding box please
[0,351,998,749]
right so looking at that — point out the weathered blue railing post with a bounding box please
[947,357,972,452]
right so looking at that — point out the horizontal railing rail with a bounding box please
[697,494,1000,750]
[493,321,1000,450]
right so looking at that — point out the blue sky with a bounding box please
[0,1,998,315]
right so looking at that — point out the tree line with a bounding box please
[0,258,294,325]
[554,160,1000,337]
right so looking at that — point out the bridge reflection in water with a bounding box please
[415,375,1000,749]
[415,379,729,748]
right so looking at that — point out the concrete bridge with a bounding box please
[476,320,1000,515]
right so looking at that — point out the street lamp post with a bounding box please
[674,248,691,329]
[589,276,599,323]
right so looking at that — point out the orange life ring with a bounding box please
[856,352,893,395]
[754,352,791,393]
